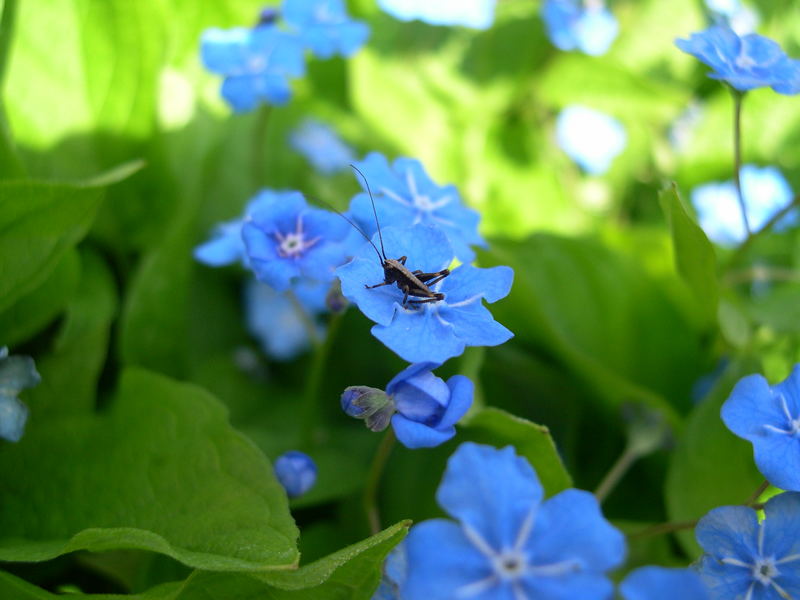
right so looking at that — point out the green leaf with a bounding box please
[0,179,105,312]
[659,183,719,323]
[0,247,80,347]
[0,367,299,571]
[665,359,763,555]
[167,521,407,600]
[481,235,702,419]
[462,407,572,495]
[24,250,117,417]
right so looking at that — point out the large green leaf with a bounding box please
[24,250,117,417]
[665,359,763,555]
[481,234,702,418]
[462,407,572,495]
[0,368,299,571]
[0,247,80,347]
[659,183,718,323]
[0,179,104,312]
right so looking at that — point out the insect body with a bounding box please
[349,166,450,307]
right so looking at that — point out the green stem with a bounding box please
[363,429,396,535]
[725,194,800,269]
[300,311,344,446]
[251,104,273,187]
[744,480,770,507]
[594,445,639,504]
[0,0,25,179]
[732,90,751,236]
[629,519,698,540]
[287,290,321,348]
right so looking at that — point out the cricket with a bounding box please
[326,165,451,307]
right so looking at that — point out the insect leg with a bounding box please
[365,281,393,289]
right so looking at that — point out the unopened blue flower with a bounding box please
[696,492,800,599]
[289,119,356,174]
[350,153,485,263]
[721,364,800,491]
[676,24,800,94]
[336,225,513,363]
[691,165,796,246]
[377,0,496,30]
[244,279,327,361]
[556,105,626,175]
[282,0,369,59]
[542,0,619,56]
[402,442,626,599]
[0,347,40,443]
[274,450,317,498]
[201,24,306,111]
[242,190,355,291]
[620,567,709,600]
[341,363,474,448]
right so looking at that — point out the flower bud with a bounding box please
[273,450,317,498]
[341,386,396,432]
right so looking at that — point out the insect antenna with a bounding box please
[305,194,385,265]
[349,164,387,261]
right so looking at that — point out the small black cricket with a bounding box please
[331,165,451,307]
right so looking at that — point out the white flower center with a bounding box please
[492,550,529,580]
[763,394,800,437]
[274,215,320,259]
[752,557,779,585]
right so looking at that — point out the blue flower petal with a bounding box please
[619,567,710,600]
[337,257,397,325]
[695,505,760,561]
[0,354,41,394]
[200,28,250,73]
[556,105,627,175]
[372,308,466,363]
[193,221,244,267]
[522,572,615,600]
[220,75,263,112]
[402,519,496,599]
[392,414,455,449]
[386,362,441,394]
[273,450,317,498]
[439,375,474,429]
[527,489,626,572]
[436,442,543,550]
[721,374,782,439]
[761,492,800,559]
[575,8,618,56]
[0,394,28,443]
[696,554,752,599]
[259,73,294,105]
[288,119,355,174]
[439,301,514,348]
[442,265,514,304]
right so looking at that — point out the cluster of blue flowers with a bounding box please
[201,0,368,111]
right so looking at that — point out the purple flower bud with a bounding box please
[258,7,279,26]
[273,450,317,498]
[341,386,395,432]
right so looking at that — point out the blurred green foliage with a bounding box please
[1,0,800,596]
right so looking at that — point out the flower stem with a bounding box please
[287,290,321,348]
[629,519,699,540]
[594,445,639,504]
[364,428,396,535]
[300,310,344,446]
[732,90,751,236]
[744,480,770,507]
[725,193,800,269]
[252,104,273,187]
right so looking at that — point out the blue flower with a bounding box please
[242,190,355,291]
[350,152,485,263]
[336,225,513,363]
[273,450,317,498]
[402,442,626,599]
[372,543,406,600]
[288,119,356,174]
[542,0,619,56]
[555,105,627,175]
[619,567,709,600]
[721,364,800,491]
[282,0,369,59]
[343,363,474,448]
[244,279,328,361]
[691,165,796,246]
[195,189,308,268]
[695,492,800,599]
[675,25,800,94]
[376,0,496,30]
[0,347,40,443]
[200,24,306,111]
